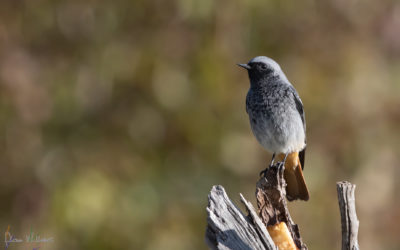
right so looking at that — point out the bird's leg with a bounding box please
[259,153,276,177]
[282,152,289,164]
[269,153,276,167]
[277,152,289,171]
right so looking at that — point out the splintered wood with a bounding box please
[205,185,277,250]
[267,222,297,250]
[205,167,360,250]
[256,163,307,250]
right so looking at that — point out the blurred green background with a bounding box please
[1,0,400,249]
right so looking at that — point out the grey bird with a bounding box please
[238,56,309,201]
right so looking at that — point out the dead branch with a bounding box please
[337,181,360,250]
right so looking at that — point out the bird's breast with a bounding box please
[246,91,305,154]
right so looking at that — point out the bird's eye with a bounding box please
[261,64,267,70]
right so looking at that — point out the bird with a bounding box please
[238,56,309,201]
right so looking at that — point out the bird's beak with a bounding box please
[237,63,251,70]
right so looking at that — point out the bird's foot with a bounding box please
[276,161,285,172]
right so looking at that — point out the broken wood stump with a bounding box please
[205,163,360,250]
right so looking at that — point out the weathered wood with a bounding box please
[205,185,277,250]
[240,194,277,250]
[337,181,359,250]
[256,163,308,250]
[206,167,361,250]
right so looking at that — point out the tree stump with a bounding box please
[205,164,360,250]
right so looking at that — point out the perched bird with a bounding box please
[238,56,309,201]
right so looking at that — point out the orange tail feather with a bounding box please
[277,152,309,201]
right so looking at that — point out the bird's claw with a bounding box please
[260,161,285,177]
[276,161,285,172]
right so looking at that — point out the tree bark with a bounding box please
[256,164,307,249]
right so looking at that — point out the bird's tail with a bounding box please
[278,152,309,201]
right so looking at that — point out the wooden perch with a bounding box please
[205,164,360,250]
[337,181,359,250]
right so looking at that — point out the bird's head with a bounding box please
[238,56,286,84]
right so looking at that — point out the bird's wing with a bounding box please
[292,92,305,132]
[291,88,306,170]
[245,92,250,114]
